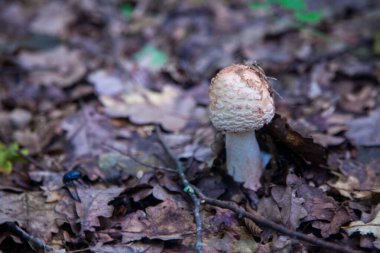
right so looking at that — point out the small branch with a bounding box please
[104,144,176,173]
[155,126,203,253]
[5,222,53,252]
[17,152,46,170]
[193,188,362,253]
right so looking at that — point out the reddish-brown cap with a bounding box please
[209,64,274,132]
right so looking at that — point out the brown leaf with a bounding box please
[17,46,86,87]
[75,187,124,232]
[100,86,196,132]
[313,206,353,238]
[288,175,337,222]
[329,160,380,199]
[120,199,194,242]
[346,108,380,146]
[243,203,262,237]
[310,133,345,147]
[30,2,74,36]
[202,206,259,253]
[88,69,127,96]
[13,129,41,154]
[61,105,116,158]
[271,186,308,230]
[91,241,164,253]
[265,114,328,168]
[28,171,63,191]
[257,197,282,225]
[0,191,59,241]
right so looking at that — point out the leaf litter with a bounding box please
[0,0,380,252]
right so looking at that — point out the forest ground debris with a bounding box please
[155,126,362,253]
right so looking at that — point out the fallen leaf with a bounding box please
[310,133,345,147]
[28,170,63,191]
[17,46,86,87]
[120,199,194,242]
[91,241,164,253]
[98,152,155,180]
[344,208,380,239]
[202,206,259,253]
[257,197,282,225]
[340,85,377,113]
[329,160,380,199]
[288,175,337,222]
[61,106,116,158]
[162,127,216,162]
[13,129,41,154]
[30,2,74,36]
[88,69,127,96]
[0,191,60,241]
[313,206,353,238]
[330,176,371,200]
[9,108,32,128]
[271,186,308,229]
[75,187,124,232]
[100,85,196,132]
[346,108,380,146]
[265,114,328,168]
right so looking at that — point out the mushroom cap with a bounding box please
[209,64,275,132]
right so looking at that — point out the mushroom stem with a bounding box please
[225,131,262,188]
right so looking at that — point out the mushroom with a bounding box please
[208,64,275,191]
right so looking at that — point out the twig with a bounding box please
[104,144,176,173]
[193,188,362,253]
[5,222,53,252]
[155,126,203,253]
[17,152,46,170]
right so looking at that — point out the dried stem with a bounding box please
[104,144,176,173]
[155,126,203,253]
[6,222,53,252]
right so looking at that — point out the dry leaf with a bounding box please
[88,70,127,96]
[120,199,194,242]
[75,187,124,232]
[243,203,262,237]
[17,46,86,87]
[344,209,380,239]
[100,86,196,132]
[0,191,60,241]
[30,2,74,36]
[346,108,380,146]
[271,186,308,230]
[313,206,353,238]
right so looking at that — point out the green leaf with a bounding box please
[20,148,29,156]
[249,2,269,10]
[374,33,380,55]
[3,161,13,174]
[8,143,19,156]
[121,3,134,18]
[0,152,6,167]
[134,44,168,71]
[278,0,306,11]
[0,142,28,174]
[295,10,324,24]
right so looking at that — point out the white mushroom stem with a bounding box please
[225,131,263,185]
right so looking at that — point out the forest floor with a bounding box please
[1,1,380,252]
